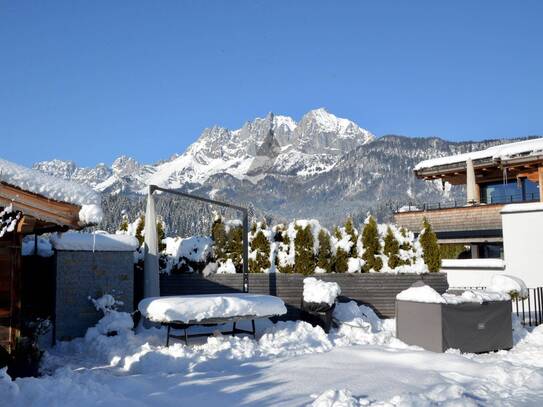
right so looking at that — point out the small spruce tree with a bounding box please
[156,217,166,252]
[294,225,315,275]
[344,217,358,257]
[227,225,244,272]
[249,229,271,273]
[317,229,332,272]
[361,216,383,272]
[419,218,441,272]
[135,215,145,246]
[211,216,227,262]
[334,246,349,273]
[273,225,293,273]
[118,214,129,232]
[383,226,400,269]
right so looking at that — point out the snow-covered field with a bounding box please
[3,302,543,407]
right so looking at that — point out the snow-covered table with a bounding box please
[138,293,287,345]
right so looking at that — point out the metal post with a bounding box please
[522,299,525,325]
[528,293,532,327]
[242,209,249,293]
[537,287,543,324]
[149,185,251,293]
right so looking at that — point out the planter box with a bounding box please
[396,299,513,353]
[160,272,449,319]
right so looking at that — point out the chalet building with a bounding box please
[0,159,102,369]
[394,138,543,259]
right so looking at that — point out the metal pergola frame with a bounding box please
[149,185,249,292]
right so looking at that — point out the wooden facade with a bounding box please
[0,181,84,361]
[394,204,505,243]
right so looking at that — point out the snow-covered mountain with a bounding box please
[34,108,374,193]
[32,108,532,228]
[144,108,374,188]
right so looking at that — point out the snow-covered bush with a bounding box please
[331,226,350,273]
[316,229,332,273]
[294,224,315,275]
[114,212,429,275]
[86,294,133,339]
[249,222,272,273]
[361,215,383,272]
[419,218,441,272]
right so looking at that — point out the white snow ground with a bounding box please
[3,302,543,407]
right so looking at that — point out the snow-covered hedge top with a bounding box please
[488,274,528,299]
[0,158,103,224]
[138,293,287,323]
[414,137,543,170]
[51,231,139,252]
[397,284,510,304]
[303,277,341,306]
[163,236,212,263]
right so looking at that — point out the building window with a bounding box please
[480,178,540,204]
[478,243,504,259]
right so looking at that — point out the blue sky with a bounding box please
[1,1,542,167]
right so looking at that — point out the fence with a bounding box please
[160,273,449,319]
[394,193,540,213]
[512,287,543,327]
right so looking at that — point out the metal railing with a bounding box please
[512,287,543,327]
[395,193,540,213]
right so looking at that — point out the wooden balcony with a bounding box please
[394,203,505,243]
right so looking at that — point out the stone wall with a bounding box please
[55,251,134,341]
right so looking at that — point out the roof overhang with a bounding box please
[415,156,543,185]
[0,182,84,233]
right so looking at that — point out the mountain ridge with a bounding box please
[31,109,539,229]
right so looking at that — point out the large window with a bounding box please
[480,178,540,204]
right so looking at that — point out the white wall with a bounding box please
[502,203,543,288]
[442,259,504,288]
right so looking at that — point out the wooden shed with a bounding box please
[0,180,89,363]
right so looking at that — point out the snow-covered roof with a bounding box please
[0,158,103,224]
[51,231,139,252]
[414,138,543,171]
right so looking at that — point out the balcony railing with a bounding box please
[395,192,540,213]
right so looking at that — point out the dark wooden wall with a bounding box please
[160,273,449,319]
[0,234,21,359]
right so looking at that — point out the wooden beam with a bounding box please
[16,215,36,234]
[0,182,82,230]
